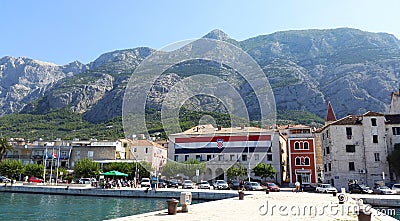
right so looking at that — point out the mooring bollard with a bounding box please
[166,198,179,215]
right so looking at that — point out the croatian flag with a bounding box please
[216,139,224,149]
[52,152,58,159]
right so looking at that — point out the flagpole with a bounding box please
[56,146,60,185]
[50,147,54,185]
[43,148,48,183]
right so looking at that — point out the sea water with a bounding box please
[0,192,203,221]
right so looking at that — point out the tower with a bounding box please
[325,101,337,125]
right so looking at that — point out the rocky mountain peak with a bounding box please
[202,29,230,41]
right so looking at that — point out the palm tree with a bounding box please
[0,137,13,161]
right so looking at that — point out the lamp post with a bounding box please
[247,146,250,182]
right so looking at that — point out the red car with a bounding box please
[29,177,44,183]
[266,182,280,192]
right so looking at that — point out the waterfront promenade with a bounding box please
[1,183,398,220]
[109,189,398,221]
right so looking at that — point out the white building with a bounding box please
[317,110,391,190]
[168,125,283,184]
[129,139,167,172]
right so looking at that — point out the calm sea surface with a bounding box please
[0,192,204,221]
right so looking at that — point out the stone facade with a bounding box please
[317,112,391,190]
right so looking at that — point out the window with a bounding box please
[267,146,272,153]
[295,157,301,165]
[324,164,327,172]
[303,142,309,150]
[328,163,331,171]
[196,155,201,161]
[393,127,400,135]
[174,155,179,161]
[326,146,330,154]
[207,155,212,161]
[242,154,247,161]
[322,133,325,140]
[346,127,352,139]
[349,162,355,171]
[346,145,356,153]
[230,154,235,161]
[267,154,272,161]
[145,148,148,154]
[185,155,189,161]
[326,130,329,138]
[374,153,380,162]
[87,151,94,158]
[61,151,67,157]
[373,135,378,143]
[254,154,259,161]
[304,157,310,166]
[218,154,224,161]
[371,118,377,126]
[134,147,137,152]
[294,142,300,150]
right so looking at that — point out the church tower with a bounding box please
[389,90,400,114]
[325,101,337,125]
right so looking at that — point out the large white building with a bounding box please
[168,125,283,184]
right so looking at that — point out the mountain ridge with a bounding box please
[1,27,400,123]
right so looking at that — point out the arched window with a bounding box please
[304,157,310,166]
[295,157,301,165]
[303,142,309,150]
[294,142,300,150]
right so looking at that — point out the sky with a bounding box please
[1,0,400,65]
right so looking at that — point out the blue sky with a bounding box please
[1,0,400,65]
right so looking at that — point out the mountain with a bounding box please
[0,56,88,116]
[3,28,400,123]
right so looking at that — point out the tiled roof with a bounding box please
[385,114,400,124]
[330,115,363,125]
[363,111,384,117]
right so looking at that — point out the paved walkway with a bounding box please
[108,189,397,221]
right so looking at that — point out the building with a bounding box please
[128,139,167,172]
[283,125,318,184]
[70,140,126,167]
[168,125,283,184]
[316,108,391,190]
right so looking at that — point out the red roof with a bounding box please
[325,101,337,122]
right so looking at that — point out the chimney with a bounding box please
[217,125,222,131]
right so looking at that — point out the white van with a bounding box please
[140,178,151,188]
[392,183,400,194]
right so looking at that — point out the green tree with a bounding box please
[0,159,24,178]
[0,137,13,161]
[182,159,207,179]
[388,147,400,177]
[103,162,133,176]
[161,161,181,179]
[226,163,247,180]
[137,161,152,179]
[73,158,100,178]
[24,163,44,178]
[252,163,276,181]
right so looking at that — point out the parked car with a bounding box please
[182,180,194,189]
[373,186,395,195]
[140,178,151,188]
[29,177,44,183]
[197,180,211,189]
[300,183,316,192]
[391,183,400,194]
[315,184,337,193]
[348,184,372,194]
[167,180,179,188]
[213,180,229,190]
[244,181,263,191]
[229,180,240,190]
[0,176,11,183]
[265,182,280,192]
[78,178,95,184]
[157,179,167,188]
